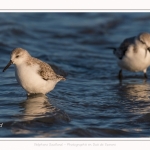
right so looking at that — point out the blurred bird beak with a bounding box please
[3,60,13,72]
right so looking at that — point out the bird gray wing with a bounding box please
[115,36,136,59]
[32,58,66,81]
[49,63,67,79]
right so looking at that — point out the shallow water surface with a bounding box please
[1,13,150,137]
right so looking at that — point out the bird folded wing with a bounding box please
[34,58,65,81]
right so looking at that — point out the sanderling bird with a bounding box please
[110,32,150,79]
[3,48,66,95]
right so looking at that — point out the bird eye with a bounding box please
[147,47,150,52]
[16,55,19,58]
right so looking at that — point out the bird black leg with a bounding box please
[118,69,122,79]
[144,72,148,79]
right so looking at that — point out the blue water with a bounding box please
[1,13,150,137]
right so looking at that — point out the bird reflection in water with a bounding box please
[120,82,150,101]
[118,81,150,115]
[115,81,150,133]
[19,93,70,122]
[10,94,70,136]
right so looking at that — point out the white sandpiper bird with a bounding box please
[3,48,66,95]
[110,32,150,79]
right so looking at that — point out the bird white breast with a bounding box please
[118,46,150,72]
[15,63,57,94]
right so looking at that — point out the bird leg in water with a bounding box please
[118,69,123,79]
[144,72,148,79]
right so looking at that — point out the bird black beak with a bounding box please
[3,60,13,72]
